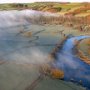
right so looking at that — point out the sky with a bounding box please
[0,0,90,3]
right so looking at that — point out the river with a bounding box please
[54,36,90,90]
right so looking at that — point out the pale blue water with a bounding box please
[55,36,90,90]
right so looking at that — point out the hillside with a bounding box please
[0,3,90,17]
[0,2,90,31]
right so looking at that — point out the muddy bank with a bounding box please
[50,35,71,60]
[74,38,90,65]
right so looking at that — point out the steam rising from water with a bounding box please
[0,9,58,65]
[56,52,80,69]
[8,48,50,65]
[0,10,59,28]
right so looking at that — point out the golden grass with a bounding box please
[78,50,90,64]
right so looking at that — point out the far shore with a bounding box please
[74,38,90,65]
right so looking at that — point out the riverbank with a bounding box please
[50,35,69,59]
[75,38,90,65]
